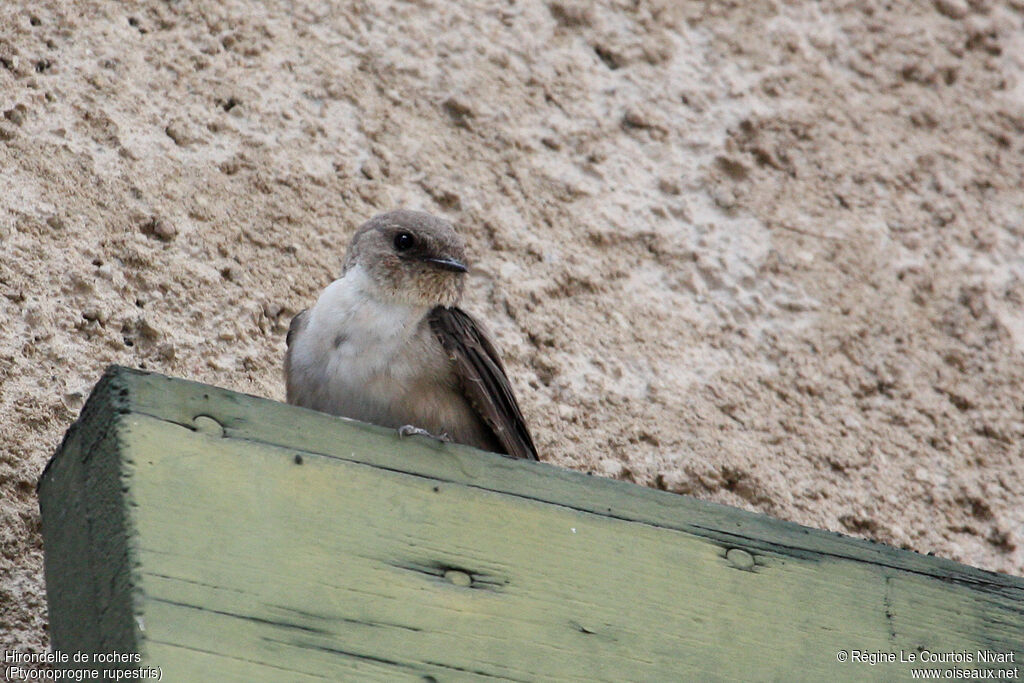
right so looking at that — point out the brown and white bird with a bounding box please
[284,210,538,461]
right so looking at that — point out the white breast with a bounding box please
[286,265,457,428]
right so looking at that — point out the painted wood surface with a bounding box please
[39,366,1024,681]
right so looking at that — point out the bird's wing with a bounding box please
[286,308,309,349]
[284,309,309,404]
[428,306,539,461]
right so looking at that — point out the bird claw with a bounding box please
[398,424,429,439]
[398,425,450,444]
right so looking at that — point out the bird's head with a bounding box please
[343,210,468,308]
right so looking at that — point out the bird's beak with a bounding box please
[423,256,468,273]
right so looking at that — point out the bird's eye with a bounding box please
[394,232,415,251]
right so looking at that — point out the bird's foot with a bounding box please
[397,425,451,444]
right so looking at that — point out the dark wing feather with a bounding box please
[284,309,309,405]
[428,306,539,461]
[286,309,309,348]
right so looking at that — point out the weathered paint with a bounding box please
[39,367,1024,682]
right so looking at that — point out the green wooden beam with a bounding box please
[38,366,1024,681]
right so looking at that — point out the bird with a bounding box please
[284,210,538,461]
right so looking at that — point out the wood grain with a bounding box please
[39,366,1024,681]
